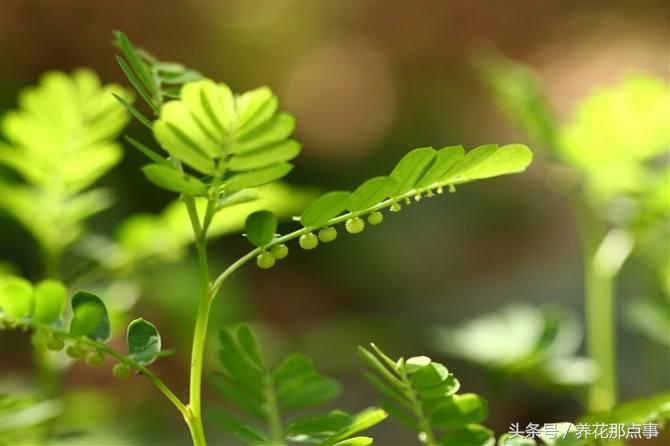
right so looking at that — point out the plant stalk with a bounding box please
[575,202,617,412]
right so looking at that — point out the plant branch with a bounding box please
[1,315,188,418]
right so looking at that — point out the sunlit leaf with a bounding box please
[301,191,351,228]
[141,163,208,196]
[33,280,66,324]
[0,276,33,318]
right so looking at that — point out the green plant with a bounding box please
[474,50,669,413]
[0,32,534,445]
[359,344,492,446]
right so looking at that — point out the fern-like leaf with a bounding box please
[360,343,494,446]
[209,325,387,446]
[0,70,132,261]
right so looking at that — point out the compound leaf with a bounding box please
[142,163,208,196]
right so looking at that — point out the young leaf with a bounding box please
[418,146,465,188]
[211,325,385,445]
[152,79,298,192]
[440,424,494,446]
[70,291,110,342]
[141,164,208,196]
[301,191,351,228]
[224,163,294,191]
[273,353,341,410]
[33,280,66,324]
[389,147,436,194]
[349,177,397,212]
[245,210,278,247]
[361,343,490,446]
[127,318,162,365]
[0,70,132,256]
[0,276,33,318]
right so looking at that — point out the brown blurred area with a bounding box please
[1,1,668,445]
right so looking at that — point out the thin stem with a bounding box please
[210,182,457,299]
[1,316,188,418]
[573,200,617,412]
[399,366,438,446]
[263,371,284,445]
[185,194,218,446]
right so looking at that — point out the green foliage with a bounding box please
[297,144,532,234]
[245,210,278,247]
[127,318,162,365]
[147,79,299,196]
[580,392,670,425]
[113,30,201,121]
[0,276,165,376]
[0,70,132,261]
[431,305,595,387]
[210,325,387,446]
[359,343,493,446]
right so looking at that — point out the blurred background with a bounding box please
[1,1,668,445]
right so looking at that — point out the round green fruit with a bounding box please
[256,252,276,269]
[368,211,383,225]
[299,233,319,250]
[345,217,365,234]
[46,337,64,351]
[271,244,289,260]
[87,350,105,367]
[318,227,337,243]
[390,202,402,213]
[66,344,86,359]
[112,363,132,380]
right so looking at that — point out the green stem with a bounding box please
[185,195,217,446]
[1,316,188,418]
[575,203,617,412]
[263,371,284,445]
[399,367,438,446]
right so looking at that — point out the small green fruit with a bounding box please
[87,350,105,367]
[66,344,86,359]
[112,363,132,380]
[299,233,319,250]
[271,244,289,260]
[345,217,365,234]
[256,252,276,269]
[390,202,402,213]
[46,337,64,351]
[368,211,383,225]
[318,227,337,243]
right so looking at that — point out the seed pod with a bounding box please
[404,197,411,205]
[414,194,422,202]
[368,211,383,225]
[345,217,365,234]
[437,186,444,194]
[449,184,456,193]
[271,244,289,260]
[112,362,132,380]
[318,227,337,243]
[87,350,105,367]
[426,190,435,197]
[46,336,64,351]
[299,233,319,250]
[390,202,402,213]
[66,344,86,359]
